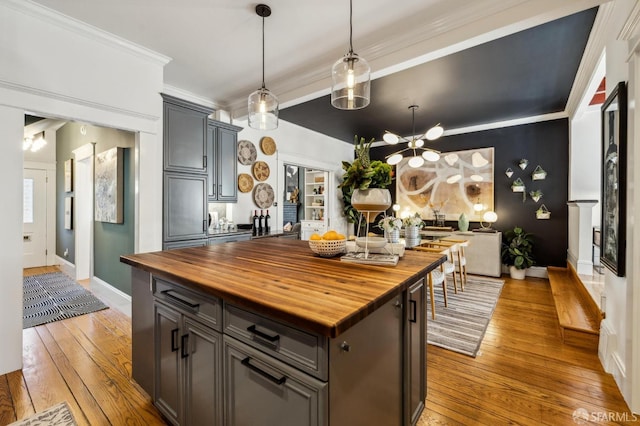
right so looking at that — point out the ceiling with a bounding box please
[30,0,603,143]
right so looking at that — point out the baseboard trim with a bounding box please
[91,276,132,303]
[55,255,75,278]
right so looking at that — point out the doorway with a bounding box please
[23,168,48,268]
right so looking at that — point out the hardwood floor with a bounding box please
[1,268,634,425]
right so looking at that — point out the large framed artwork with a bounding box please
[95,147,124,224]
[600,82,627,277]
[396,147,494,221]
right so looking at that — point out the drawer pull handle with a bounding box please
[409,300,417,323]
[162,290,200,309]
[181,334,189,358]
[247,325,280,342]
[241,357,287,385]
[171,328,179,352]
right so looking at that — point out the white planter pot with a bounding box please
[509,266,527,280]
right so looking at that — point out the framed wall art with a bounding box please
[395,147,494,221]
[600,81,627,277]
[64,196,73,230]
[95,147,124,223]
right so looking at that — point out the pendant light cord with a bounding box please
[349,0,354,55]
[261,12,266,89]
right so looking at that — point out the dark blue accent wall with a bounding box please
[371,119,569,267]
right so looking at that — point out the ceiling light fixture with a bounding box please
[23,131,47,152]
[248,4,278,130]
[331,0,370,110]
[384,105,442,168]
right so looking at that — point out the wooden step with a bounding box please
[547,266,603,350]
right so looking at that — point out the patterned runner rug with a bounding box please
[9,401,77,426]
[427,275,504,357]
[23,272,108,329]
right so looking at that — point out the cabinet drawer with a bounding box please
[300,221,326,231]
[223,304,328,381]
[153,277,222,332]
[224,337,327,426]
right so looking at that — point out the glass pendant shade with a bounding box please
[331,53,370,110]
[248,87,279,130]
[383,132,400,144]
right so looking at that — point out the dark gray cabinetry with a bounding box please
[208,233,251,245]
[224,337,327,426]
[207,121,241,202]
[405,279,426,425]
[163,173,207,244]
[162,94,210,174]
[153,279,223,426]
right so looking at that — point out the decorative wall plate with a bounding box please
[260,136,276,155]
[237,140,257,165]
[238,173,254,193]
[252,160,270,181]
[253,183,275,208]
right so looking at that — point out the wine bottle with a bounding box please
[258,210,264,235]
[252,210,259,236]
[265,210,271,233]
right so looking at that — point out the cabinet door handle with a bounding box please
[203,155,207,168]
[247,325,280,342]
[409,300,417,323]
[203,219,208,232]
[171,328,179,352]
[218,184,222,195]
[241,357,287,385]
[181,334,189,358]
[162,290,200,309]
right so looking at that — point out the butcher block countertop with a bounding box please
[120,238,445,338]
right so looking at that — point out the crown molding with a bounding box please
[3,0,171,67]
[619,0,640,41]
[162,85,223,112]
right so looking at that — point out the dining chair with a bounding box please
[417,241,460,294]
[439,238,469,291]
[412,246,449,319]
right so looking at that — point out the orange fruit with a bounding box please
[336,233,346,240]
[322,230,338,240]
[310,233,322,240]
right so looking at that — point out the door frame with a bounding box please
[73,143,95,281]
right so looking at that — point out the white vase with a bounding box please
[509,266,526,280]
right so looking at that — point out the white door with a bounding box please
[23,168,47,267]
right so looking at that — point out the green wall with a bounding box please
[56,122,135,295]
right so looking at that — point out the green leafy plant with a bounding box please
[501,226,535,269]
[338,136,393,223]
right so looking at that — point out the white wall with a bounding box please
[231,119,354,236]
[596,0,640,414]
[0,1,166,375]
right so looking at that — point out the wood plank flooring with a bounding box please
[1,267,635,425]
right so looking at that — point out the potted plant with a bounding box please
[338,135,393,224]
[378,215,402,243]
[501,226,535,279]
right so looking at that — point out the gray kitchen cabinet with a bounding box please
[163,173,207,242]
[154,281,223,426]
[224,337,327,426]
[162,94,211,174]
[208,233,251,245]
[405,279,426,425]
[207,120,241,202]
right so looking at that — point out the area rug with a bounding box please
[9,401,77,426]
[23,272,108,329]
[427,275,504,357]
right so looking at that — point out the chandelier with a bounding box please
[383,105,443,168]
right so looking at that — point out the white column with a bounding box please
[567,200,598,275]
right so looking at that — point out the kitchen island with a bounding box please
[121,238,444,426]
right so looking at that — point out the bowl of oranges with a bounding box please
[308,230,347,257]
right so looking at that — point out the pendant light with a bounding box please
[331,0,370,110]
[248,4,278,130]
[384,105,442,168]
